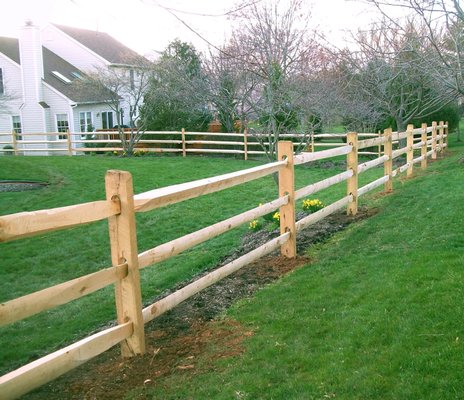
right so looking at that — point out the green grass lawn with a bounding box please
[1,134,461,398]
[122,135,464,399]
[0,151,384,376]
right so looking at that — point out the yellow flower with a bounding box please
[249,219,260,230]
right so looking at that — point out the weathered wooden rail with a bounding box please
[0,121,448,399]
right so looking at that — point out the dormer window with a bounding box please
[71,71,83,80]
[51,70,71,84]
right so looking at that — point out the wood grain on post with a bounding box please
[383,129,393,193]
[346,132,358,215]
[12,131,18,156]
[66,130,72,156]
[181,128,186,157]
[439,121,444,157]
[244,128,248,160]
[105,170,145,357]
[407,124,414,177]
[278,141,296,258]
[431,121,437,160]
[421,123,427,169]
[445,120,449,151]
[378,130,382,157]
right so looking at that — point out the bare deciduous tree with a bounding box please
[336,19,454,135]
[364,0,464,97]
[224,0,328,160]
[74,57,153,155]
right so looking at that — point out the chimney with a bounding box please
[19,20,47,132]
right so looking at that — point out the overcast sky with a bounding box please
[0,0,382,57]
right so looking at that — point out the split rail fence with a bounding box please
[0,129,384,159]
[0,121,449,399]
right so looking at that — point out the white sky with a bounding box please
[0,0,383,57]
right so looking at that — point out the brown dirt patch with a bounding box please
[23,208,377,399]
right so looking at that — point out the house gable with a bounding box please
[51,24,143,65]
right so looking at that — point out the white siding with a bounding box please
[0,54,23,133]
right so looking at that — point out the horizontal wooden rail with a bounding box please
[73,139,122,144]
[134,160,286,213]
[313,133,378,138]
[296,195,353,232]
[0,322,133,400]
[357,136,386,150]
[392,146,411,159]
[185,140,244,146]
[358,176,390,196]
[142,232,290,324]
[0,263,128,327]
[392,131,408,141]
[0,199,120,243]
[138,196,288,268]
[137,139,183,144]
[311,142,346,147]
[295,170,353,200]
[358,155,389,174]
[294,145,353,165]
[74,147,181,153]
[186,148,244,154]
[185,132,245,137]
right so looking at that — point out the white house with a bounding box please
[0,21,146,154]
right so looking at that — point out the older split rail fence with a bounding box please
[0,129,386,159]
[0,121,449,398]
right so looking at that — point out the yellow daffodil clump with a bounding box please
[302,198,324,213]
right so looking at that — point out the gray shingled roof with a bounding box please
[52,24,144,65]
[0,37,20,64]
[0,36,107,103]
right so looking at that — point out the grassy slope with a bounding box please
[132,136,464,399]
[1,153,382,375]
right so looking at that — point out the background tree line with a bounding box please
[76,0,463,157]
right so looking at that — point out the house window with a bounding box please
[101,111,114,130]
[79,111,93,133]
[0,68,4,94]
[56,113,69,139]
[12,116,22,140]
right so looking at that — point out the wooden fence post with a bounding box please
[421,122,427,170]
[244,128,248,160]
[278,141,296,258]
[445,120,449,152]
[105,170,145,357]
[66,130,72,156]
[384,128,393,193]
[181,128,186,157]
[431,121,437,160]
[439,120,444,157]
[346,132,358,215]
[12,131,18,156]
[311,132,315,152]
[377,130,382,157]
[407,124,414,177]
